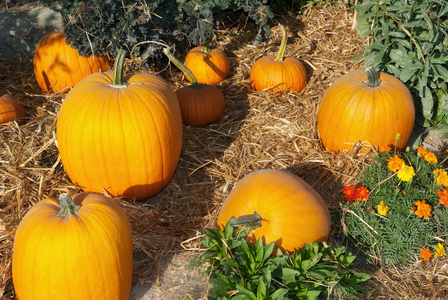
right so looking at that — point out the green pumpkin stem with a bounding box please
[163,47,201,90]
[201,41,211,53]
[227,211,263,229]
[57,193,81,216]
[275,25,288,62]
[112,49,127,86]
[365,66,382,87]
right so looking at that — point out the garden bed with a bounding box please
[1,2,448,299]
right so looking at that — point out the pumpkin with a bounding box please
[12,192,133,300]
[0,94,26,125]
[56,49,183,201]
[164,47,225,127]
[184,44,230,84]
[34,31,109,93]
[317,66,415,153]
[250,25,307,93]
[217,169,331,253]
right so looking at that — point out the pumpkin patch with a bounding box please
[2,3,445,299]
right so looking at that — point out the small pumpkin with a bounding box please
[0,94,26,125]
[317,66,415,153]
[12,193,133,300]
[250,25,307,93]
[184,44,230,84]
[164,47,225,127]
[217,169,331,253]
[34,31,109,93]
[56,49,182,201]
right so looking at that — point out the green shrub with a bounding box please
[354,0,448,133]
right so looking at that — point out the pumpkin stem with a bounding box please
[201,41,211,54]
[227,211,263,229]
[365,66,382,87]
[57,193,81,216]
[111,49,128,87]
[163,47,201,90]
[275,25,288,62]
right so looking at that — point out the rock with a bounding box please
[0,2,63,61]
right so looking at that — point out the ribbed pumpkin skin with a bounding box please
[56,72,183,201]
[317,70,415,153]
[250,56,307,93]
[12,193,133,300]
[0,94,25,125]
[185,47,230,84]
[34,31,109,93]
[175,83,225,127]
[217,169,331,253]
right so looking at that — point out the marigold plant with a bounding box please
[340,146,448,265]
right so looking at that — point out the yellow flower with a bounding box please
[377,201,389,216]
[387,155,405,172]
[433,169,448,186]
[397,165,415,182]
[434,243,445,258]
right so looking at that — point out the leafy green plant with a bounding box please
[188,221,370,299]
[41,0,274,63]
[340,145,448,265]
[354,0,448,132]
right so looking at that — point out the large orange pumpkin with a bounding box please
[0,94,26,125]
[12,193,133,300]
[250,25,307,93]
[164,47,225,127]
[185,44,230,84]
[217,169,331,253]
[317,66,415,153]
[34,31,109,93]
[56,49,183,201]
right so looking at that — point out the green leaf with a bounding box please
[269,288,289,300]
[256,275,267,299]
[236,285,258,300]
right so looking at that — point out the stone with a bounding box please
[0,2,63,61]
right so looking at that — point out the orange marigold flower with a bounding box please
[343,185,356,201]
[433,169,448,186]
[379,145,392,153]
[387,155,405,172]
[417,145,428,157]
[420,247,432,261]
[414,200,432,220]
[418,146,438,164]
[437,188,448,207]
[355,186,370,202]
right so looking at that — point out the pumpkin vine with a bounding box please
[163,47,201,90]
[275,25,288,62]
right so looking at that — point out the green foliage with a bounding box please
[353,0,448,132]
[340,147,448,265]
[188,221,370,299]
[41,0,274,63]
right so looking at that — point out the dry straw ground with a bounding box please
[1,2,448,299]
